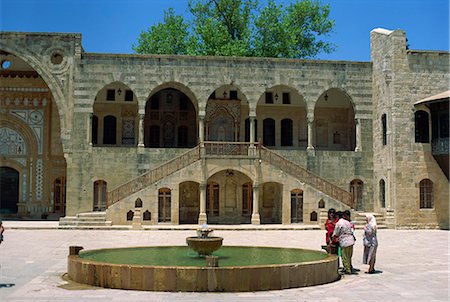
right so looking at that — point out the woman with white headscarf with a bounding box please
[362,213,378,274]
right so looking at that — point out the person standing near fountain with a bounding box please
[363,214,378,274]
[332,212,355,275]
[0,221,4,245]
[324,208,338,254]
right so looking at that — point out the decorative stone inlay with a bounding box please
[36,158,43,200]
[10,109,44,154]
[0,127,27,155]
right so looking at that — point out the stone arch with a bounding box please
[256,85,307,148]
[145,83,198,148]
[148,81,199,113]
[0,47,67,134]
[206,84,249,142]
[0,116,39,156]
[314,88,356,150]
[93,81,138,146]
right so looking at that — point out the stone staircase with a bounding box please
[352,211,387,229]
[59,212,112,228]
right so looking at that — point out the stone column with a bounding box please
[251,184,260,224]
[307,116,314,150]
[138,113,145,147]
[198,115,205,146]
[355,118,362,152]
[198,183,207,225]
[249,116,256,145]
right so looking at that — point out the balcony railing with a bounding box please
[432,137,449,155]
[203,141,258,156]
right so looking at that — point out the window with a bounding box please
[53,177,66,214]
[381,114,387,145]
[281,119,293,146]
[230,90,238,100]
[282,92,290,104]
[93,180,107,211]
[150,96,159,110]
[103,115,117,144]
[179,96,188,110]
[265,92,273,104]
[350,179,364,209]
[379,179,386,208]
[291,189,303,223]
[263,118,275,146]
[178,126,188,147]
[125,89,134,102]
[149,125,160,147]
[92,115,98,145]
[419,179,433,208]
[415,111,429,143]
[158,188,171,222]
[245,118,258,142]
[206,182,219,216]
[106,89,115,101]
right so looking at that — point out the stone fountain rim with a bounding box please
[74,245,334,268]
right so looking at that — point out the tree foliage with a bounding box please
[133,0,335,59]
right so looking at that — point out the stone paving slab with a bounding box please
[0,223,448,301]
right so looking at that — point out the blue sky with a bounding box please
[1,0,448,61]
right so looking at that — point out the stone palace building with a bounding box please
[0,28,448,229]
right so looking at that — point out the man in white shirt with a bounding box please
[332,211,356,274]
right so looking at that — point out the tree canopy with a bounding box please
[133,0,335,59]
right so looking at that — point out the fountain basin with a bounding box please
[67,246,340,292]
[186,236,223,255]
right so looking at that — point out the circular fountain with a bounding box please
[67,227,340,292]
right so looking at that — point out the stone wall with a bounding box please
[371,28,449,229]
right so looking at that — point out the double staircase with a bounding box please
[61,143,363,228]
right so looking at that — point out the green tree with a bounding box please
[132,8,193,55]
[133,0,335,59]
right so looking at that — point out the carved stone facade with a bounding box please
[0,29,448,229]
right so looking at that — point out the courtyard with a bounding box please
[0,223,448,301]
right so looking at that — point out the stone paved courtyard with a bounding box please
[0,223,448,301]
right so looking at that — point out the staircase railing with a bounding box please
[108,146,201,205]
[259,146,355,208]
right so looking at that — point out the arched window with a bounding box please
[310,211,318,222]
[244,118,257,142]
[178,126,188,147]
[93,180,107,211]
[291,189,303,223]
[379,179,386,208]
[135,198,142,208]
[281,119,293,146]
[381,114,387,145]
[350,179,364,209]
[158,188,171,222]
[92,115,98,145]
[415,110,429,143]
[149,125,160,147]
[419,179,433,209]
[127,210,134,221]
[53,177,66,214]
[318,199,325,209]
[263,118,275,146]
[103,115,117,144]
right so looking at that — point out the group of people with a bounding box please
[325,208,378,275]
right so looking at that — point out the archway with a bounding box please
[205,85,249,142]
[207,169,253,224]
[256,85,307,148]
[0,167,19,214]
[179,181,200,224]
[314,88,356,150]
[290,189,303,223]
[0,50,66,218]
[145,87,197,148]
